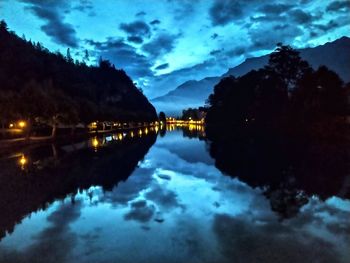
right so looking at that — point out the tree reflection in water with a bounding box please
[0,126,348,263]
[0,130,157,241]
[166,124,206,140]
[205,126,350,219]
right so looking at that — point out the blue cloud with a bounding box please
[21,0,79,47]
[155,63,169,70]
[86,38,153,78]
[209,0,244,26]
[150,19,161,25]
[120,20,151,39]
[327,1,350,12]
[142,33,177,58]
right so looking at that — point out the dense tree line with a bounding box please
[0,20,157,137]
[206,43,349,135]
[181,107,206,121]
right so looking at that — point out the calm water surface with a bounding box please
[0,126,349,263]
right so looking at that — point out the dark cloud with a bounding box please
[145,185,181,210]
[225,46,246,56]
[289,9,313,24]
[249,23,302,50]
[170,218,205,257]
[211,33,219,39]
[120,20,151,38]
[150,19,161,25]
[21,0,78,47]
[97,167,155,205]
[100,39,153,77]
[20,0,66,8]
[142,33,177,58]
[87,37,154,78]
[127,35,144,44]
[326,1,350,12]
[209,0,244,26]
[314,20,339,32]
[309,31,318,38]
[169,0,195,19]
[247,3,317,28]
[213,213,342,263]
[0,202,82,263]
[273,24,289,30]
[85,39,102,48]
[310,13,350,37]
[124,200,155,223]
[40,20,78,48]
[249,14,287,23]
[73,0,94,12]
[210,49,222,56]
[209,1,305,26]
[299,0,313,3]
[157,174,171,180]
[259,3,294,14]
[135,11,146,16]
[155,63,169,70]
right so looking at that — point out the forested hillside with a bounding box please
[0,20,157,131]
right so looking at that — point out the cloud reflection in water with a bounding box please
[0,129,349,263]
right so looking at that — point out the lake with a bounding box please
[0,125,349,263]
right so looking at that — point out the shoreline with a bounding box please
[0,125,156,149]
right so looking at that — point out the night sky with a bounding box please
[1,0,350,98]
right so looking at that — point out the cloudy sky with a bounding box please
[1,0,350,98]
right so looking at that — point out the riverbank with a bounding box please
[0,125,157,150]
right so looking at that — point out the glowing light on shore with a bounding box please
[18,121,26,128]
[19,155,27,170]
[92,137,99,148]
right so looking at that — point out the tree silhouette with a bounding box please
[66,48,73,63]
[99,57,114,70]
[182,107,206,121]
[292,66,346,124]
[84,49,89,63]
[159,111,166,123]
[266,43,311,91]
[0,20,8,31]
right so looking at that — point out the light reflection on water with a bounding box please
[0,127,349,263]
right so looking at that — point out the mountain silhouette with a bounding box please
[153,36,350,115]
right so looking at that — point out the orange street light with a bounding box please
[18,121,26,128]
[19,155,27,170]
[19,155,27,166]
[92,138,99,148]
